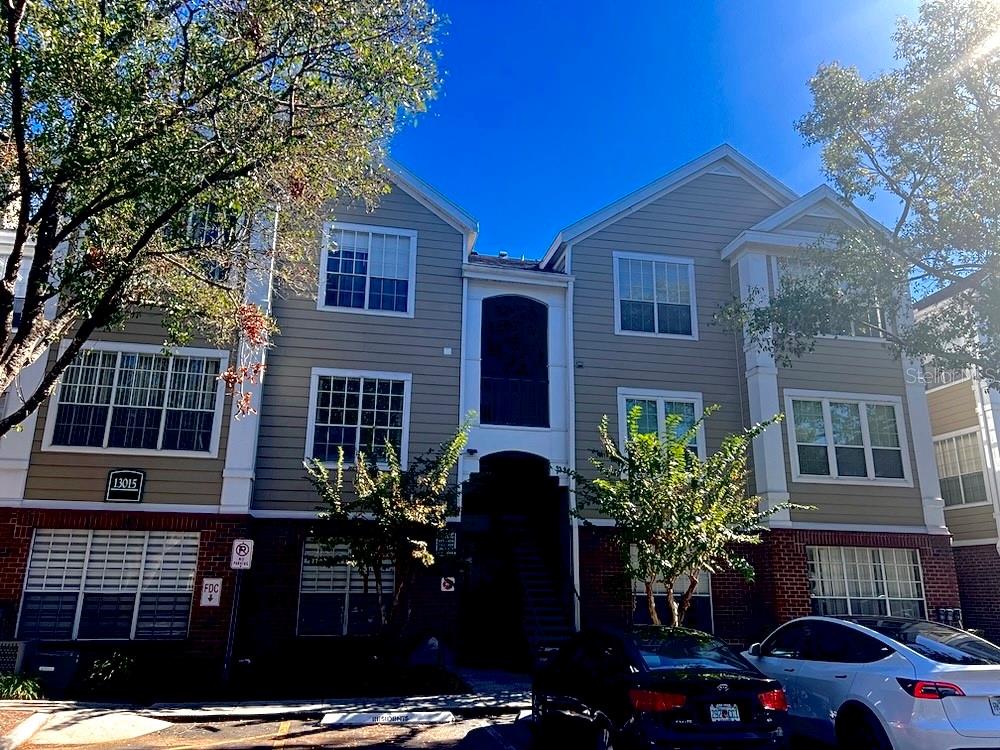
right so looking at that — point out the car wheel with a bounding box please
[837,706,892,750]
[594,725,614,750]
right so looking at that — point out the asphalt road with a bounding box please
[25,716,534,750]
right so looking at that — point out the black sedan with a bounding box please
[532,626,789,749]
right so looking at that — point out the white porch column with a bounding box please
[0,355,45,501]
[736,252,790,522]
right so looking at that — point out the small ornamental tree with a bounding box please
[305,423,468,632]
[571,406,803,627]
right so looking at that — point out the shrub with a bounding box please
[0,674,42,700]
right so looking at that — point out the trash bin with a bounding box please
[23,648,80,698]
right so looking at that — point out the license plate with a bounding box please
[710,703,740,722]
[990,697,1000,716]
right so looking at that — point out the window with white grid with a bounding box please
[48,347,224,454]
[320,223,416,315]
[935,432,989,506]
[308,370,409,465]
[18,530,199,640]
[806,546,925,618]
[614,252,696,338]
[777,257,885,338]
[786,393,909,483]
[297,541,394,636]
[617,389,704,457]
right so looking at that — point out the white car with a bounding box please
[744,615,1000,750]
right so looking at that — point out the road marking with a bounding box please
[272,720,291,748]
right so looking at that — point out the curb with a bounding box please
[0,713,50,750]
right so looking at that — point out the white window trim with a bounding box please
[41,341,229,459]
[612,251,699,341]
[316,221,417,319]
[807,545,927,617]
[17,528,199,642]
[617,387,706,458]
[304,367,412,468]
[770,255,887,342]
[783,389,913,487]
[934,426,993,508]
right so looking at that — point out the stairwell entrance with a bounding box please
[458,451,574,669]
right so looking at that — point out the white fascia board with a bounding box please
[462,263,573,288]
[540,144,799,269]
[721,229,836,261]
[384,158,479,252]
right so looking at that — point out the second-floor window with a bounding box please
[307,369,410,465]
[786,392,908,482]
[614,252,697,338]
[935,431,989,506]
[320,223,416,316]
[48,347,224,454]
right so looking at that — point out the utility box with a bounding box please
[23,648,80,698]
[0,641,25,674]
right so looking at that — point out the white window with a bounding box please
[617,388,705,457]
[784,390,910,484]
[43,344,227,457]
[18,529,199,640]
[807,546,926,618]
[775,256,885,339]
[613,252,697,339]
[318,223,417,317]
[935,431,989,506]
[306,368,411,466]
[0,251,30,328]
[629,548,713,632]
[297,540,394,636]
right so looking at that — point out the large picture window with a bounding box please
[319,223,416,316]
[297,541,394,636]
[935,431,989,506]
[806,546,925,619]
[18,529,199,641]
[614,252,697,338]
[306,369,410,465]
[46,346,225,455]
[785,392,909,483]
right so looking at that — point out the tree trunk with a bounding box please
[644,580,660,625]
[665,579,681,626]
[677,574,700,627]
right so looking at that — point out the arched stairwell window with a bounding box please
[480,296,549,427]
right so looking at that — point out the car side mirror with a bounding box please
[748,643,762,657]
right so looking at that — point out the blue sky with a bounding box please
[389,0,920,257]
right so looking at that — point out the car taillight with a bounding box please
[896,678,966,699]
[757,688,788,711]
[628,689,687,712]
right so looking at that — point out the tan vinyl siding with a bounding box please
[252,186,463,511]
[24,311,230,505]
[928,381,979,436]
[572,173,781,518]
[776,215,851,235]
[778,339,925,526]
[945,503,998,542]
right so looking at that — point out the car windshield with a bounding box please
[853,618,1000,666]
[633,629,753,672]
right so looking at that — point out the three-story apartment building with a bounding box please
[0,146,963,679]
[917,290,1000,641]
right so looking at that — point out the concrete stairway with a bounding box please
[505,518,574,651]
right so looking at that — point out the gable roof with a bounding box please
[385,158,479,252]
[541,144,799,268]
[750,185,871,233]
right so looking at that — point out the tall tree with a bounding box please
[569,406,801,627]
[722,0,999,386]
[305,424,468,632]
[0,0,439,436]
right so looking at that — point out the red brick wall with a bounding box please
[576,525,960,645]
[953,543,1000,642]
[0,508,248,658]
